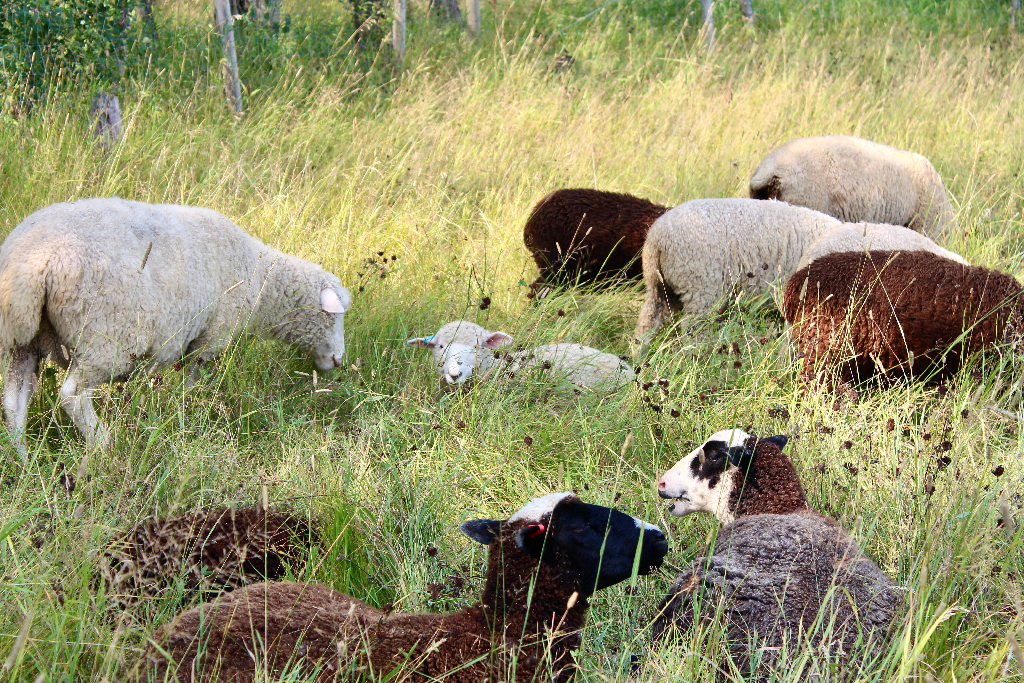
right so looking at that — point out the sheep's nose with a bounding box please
[657,481,674,499]
[332,356,342,368]
[650,529,668,557]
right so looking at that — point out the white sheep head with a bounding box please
[407,320,513,385]
[308,286,352,371]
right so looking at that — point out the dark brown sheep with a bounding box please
[783,250,1023,385]
[131,492,667,683]
[98,506,314,610]
[522,188,667,289]
[653,430,902,675]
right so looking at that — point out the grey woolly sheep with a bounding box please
[408,320,634,391]
[750,135,958,237]
[132,492,668,683]
[653,429,902,675]
[796,221,967,271]
[0,198,352,453]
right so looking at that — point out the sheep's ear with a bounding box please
[407,334,437,349]
[483,331,513,349]
[321,288,349,314]
[460,519,502,545]
[513,523,547,557]
[727,444,755,471]
[761,435,789,451]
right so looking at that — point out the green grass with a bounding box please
[1,0,1023,680]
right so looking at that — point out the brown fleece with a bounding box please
[729,439,809,517]
[522,188,667,287]
[135,518,590,683]
[98,506,313,610]
[783,250,1023,384]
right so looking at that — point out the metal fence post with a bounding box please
[213,0,243,113]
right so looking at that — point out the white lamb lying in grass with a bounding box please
[407,320,634,392]
[0,198,351,454]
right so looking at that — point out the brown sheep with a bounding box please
[98,506,314,610]
[523,188,668,290]
[783,250,1023,385]
[653,430,902,674]
[131,492,668,683]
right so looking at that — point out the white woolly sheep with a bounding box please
[750,135,958,237]
[797,221,967,271]
[652,429,901,673]
[133,492,668,683]
[0,198,351,453]
[407,319,635,391]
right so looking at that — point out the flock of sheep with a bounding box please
[0,132,1015,681]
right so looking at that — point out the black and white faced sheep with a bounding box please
[750,135,958,237]
[522,188,668,290]
[98,506,315,611]
[783,250,1022,386]
[0,198,352,453]
[133,492,668,683]
[408,319,634,391]
[652,430,901,674]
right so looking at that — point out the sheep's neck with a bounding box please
[728,444,809,519]
[243,251,314,341]
[478,537,587,682]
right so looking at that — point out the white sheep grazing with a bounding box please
[634,198,842,341]
[749,135,958,237]
[797,221,968,271]
[407,320,634,391]
[0,198,351,453]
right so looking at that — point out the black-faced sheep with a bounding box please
[133,492,668,683]
[783,250,1022,385]
[522,188,668,290]
[98,506,314,611]
[408,320,634,391]
[749,135,958,237]
[652,430,901,674]
[0,198,351,453]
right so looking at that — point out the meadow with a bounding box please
[0,0,1023,679]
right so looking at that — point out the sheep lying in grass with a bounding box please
[749,135,958,237]
[797,222,967,271]
[522,188,668,290]
[133,492,668,683]
[0,198,351,453]
[408,320,634,391]
[98,506,314,611]
[652,429,901,674]
[783,250,1022,385]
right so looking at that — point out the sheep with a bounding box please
[98,506,315,611]
[634,198,843,342]
[797,222,967,271]
[783,250,1022,385]
[652,429,901,674]
[749,135,958,237]
[0,198,351,453]
[522,188,668,291]
[407,319,635,391]
[132,492,668,683]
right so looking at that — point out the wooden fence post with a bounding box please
[214,0,243,114]
[1012,0,1019,30]
[392,0,406,63]
[468,0,481,36]
[739,0,754,25]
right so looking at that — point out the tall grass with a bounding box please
[0,0,1022,680]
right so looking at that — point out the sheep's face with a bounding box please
[309,287,352,371]
[657,429,751,523]
[461,492,668,597]
[407,320,512,385]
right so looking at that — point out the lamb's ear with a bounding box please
[483,331,513,349]
[513,523,547,557]
[460,519,502,545]
[727,443,756,471]
[407,334,437,349]
[761,435,789,451]
[320,288,349,314]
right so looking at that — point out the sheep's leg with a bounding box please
[633,277,682,355]
[3,348,39,457]
[59,368,109,450]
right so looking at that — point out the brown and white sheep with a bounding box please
[653,429,902,674]
[132,492,667,683]
[523,188,668,290]
[783,250,1022,385]
[749,135,958,237]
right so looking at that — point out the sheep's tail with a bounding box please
[0,249,48,351]
[749,157,781,200]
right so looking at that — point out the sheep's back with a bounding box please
[796,223,967,272]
